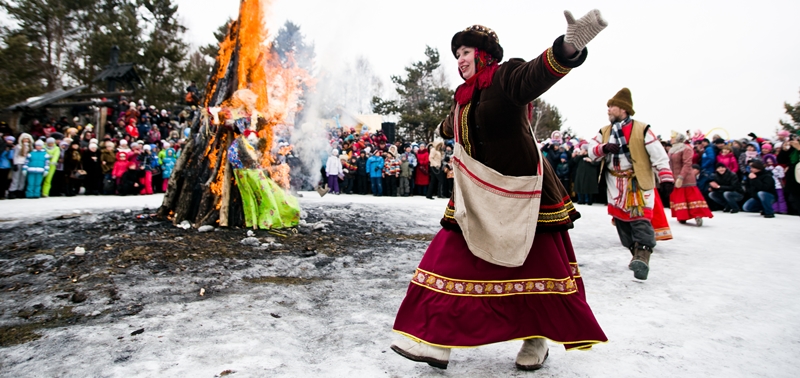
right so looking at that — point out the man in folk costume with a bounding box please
[391,10,608,371]
[588,88,674,280]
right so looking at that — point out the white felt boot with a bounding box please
[515,338,549,371]
[391,338,451,369]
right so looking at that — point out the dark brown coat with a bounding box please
[440,36,585,233]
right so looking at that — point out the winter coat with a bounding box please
[738,151,759,175]
[0,147,12,169]
[414,149,430,186]
[120,168,141,195]
[125,124,139,139]
[701,145,716,174]
[402,152,418,168]
[716,152,738,175]
[344,157,358,178]
[81,149,103,180]
[139,152,157,172]
[696,171,713,193]
[745,169,777,196]
[669,146,696,187]
[372,133,387,145]
[355,156,369,177]
[325,154,342,176]
[100,149,116,175]
[383,156,400,176]
[13,133,33,165]
[24,150,50,174]
[766,165,784,190]
[555,162,570,180]
[429,142,443,169]
[573,155,600,194]
[162,150,177,178]
[146,128,161,144]
[63,148,82,176]
[112,154,130,179]
[137,122,151,139]
[776,143,800,199]
[711,169,743,194]
[438,36,585,232]
[45,146,60,171]
[366,155,384,178]
[546,146,562,171]
[400,161,412,178]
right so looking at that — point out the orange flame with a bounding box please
[201,0,312,208]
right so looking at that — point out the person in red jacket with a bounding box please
[715,145,738,174]
[414,143,430,195]
[112,151,130,188]
[125,118,139,139]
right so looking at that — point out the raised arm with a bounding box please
[499,9,607,105]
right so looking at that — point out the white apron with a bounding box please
[451,103,544,267]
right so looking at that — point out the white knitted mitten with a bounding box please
[564,9,608,51]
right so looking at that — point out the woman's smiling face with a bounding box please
[456,46,476,80]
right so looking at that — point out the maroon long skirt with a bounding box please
[393,228,607,350]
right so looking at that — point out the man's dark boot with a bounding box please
[630,243,653,280]
[627,246,635,270]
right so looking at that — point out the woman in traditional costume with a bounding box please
[668,132,713,226]
[391,10,608,371]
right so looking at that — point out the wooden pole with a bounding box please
[219,160,233,227]
[98,107,107,140]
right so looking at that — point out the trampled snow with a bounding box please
[0,193,798,377]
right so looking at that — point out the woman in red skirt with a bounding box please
[391,11,608,371]
[668,132,713,226]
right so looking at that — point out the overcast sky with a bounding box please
[175,0,800,140]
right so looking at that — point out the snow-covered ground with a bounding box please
[1,193,798,377]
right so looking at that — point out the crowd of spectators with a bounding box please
[666,130,800,218]
[320,126,800,219]
[0,97,196,199]
[320,126,454,200]
[4,100,799,222]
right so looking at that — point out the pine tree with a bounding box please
[530,98,564,140]
[372,46,453,142]
[0,30,47,107]
[780,90,800,133]
[0,0,82,90]
[136,0,188,106]
[180,50,213,99]
[271,20,315,73]
[65,0,143,91]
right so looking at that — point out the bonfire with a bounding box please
[158,0,310,229]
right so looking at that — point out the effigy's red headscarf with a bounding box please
[454,48,499,106]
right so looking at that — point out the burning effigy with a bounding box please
[158,0,309,229]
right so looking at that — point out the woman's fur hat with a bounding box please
[451,25,503,61]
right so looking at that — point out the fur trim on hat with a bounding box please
[607,88,635,116]
[451,25,503,61]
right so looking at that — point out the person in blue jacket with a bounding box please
[699,138,716,177]
[366,149,385,196]
[1,136,14,198]
[24,140,50,198]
